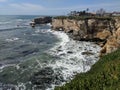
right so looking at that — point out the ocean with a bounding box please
[0,15,100,90]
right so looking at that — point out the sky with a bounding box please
[0,0,120,15]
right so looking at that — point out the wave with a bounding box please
[0,21,11,25]
[0,27,27,32]
[0,27,101,90]
[45,30,101,89]
[6,37,19,42]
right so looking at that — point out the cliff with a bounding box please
[52,17,120,55]
[30,16,52,27]
[100,17,120,55]
[33,17,52,24]
[53,16,120,90]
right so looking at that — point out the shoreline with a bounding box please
[0,23,101,90]
[51,16,120,90]
[47,29,101,89]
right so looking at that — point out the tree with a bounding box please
[96,8,106,16]
[68,11,77,16]
[86,8,89,12]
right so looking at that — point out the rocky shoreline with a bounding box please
[50,16,120,90]
[24,28,101,90]
[51,16,120,56]
[47,30,100,89]
[27,16,120,90]
[30,17,52,27]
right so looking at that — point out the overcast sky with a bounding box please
[0,0,120,15]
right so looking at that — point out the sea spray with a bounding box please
[0,16,101,90]
[46,30,101,89]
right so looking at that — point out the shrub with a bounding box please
[55,49,120,90]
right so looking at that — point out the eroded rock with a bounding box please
[52,17,120,55]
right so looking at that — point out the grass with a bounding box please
[55,49,120,90]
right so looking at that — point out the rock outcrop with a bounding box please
[100,18,120,55]
[52,18,115,41]
[30,17,52,27]
[52,17,120,55]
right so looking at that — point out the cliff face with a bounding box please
[52,17,120,55]
[52,18,114,40]
[100,17,120,55]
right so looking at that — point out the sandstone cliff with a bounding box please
[52,17,120,55]
[52,18,115,40]
[100,17,120,55]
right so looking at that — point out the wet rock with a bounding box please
[21,48,39,56]
[31,67,54,89]
[81,51,94,55]
[0,64,3,67]
[67,51,73,54]
[57,49,62,52]
[58,46,62,49]
[31,67,64,90]
[31,17,52,25]
[59,53,66,56]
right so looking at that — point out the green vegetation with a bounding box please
[55,49,120,90]
[54,16,112,21]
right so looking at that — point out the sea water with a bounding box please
[0,15,101,90]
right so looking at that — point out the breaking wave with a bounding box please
[35,30,101,90]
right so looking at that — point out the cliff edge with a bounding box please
[52,16,120,55]
[52,16,120,90]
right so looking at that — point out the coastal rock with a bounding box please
[31,67,64,90]
[30,17,52,26]
[96,30,111,40]
[52,19,64,30]
[81,51,94,55]
[101,18,120,55]
[100,36,120,55]
[114,27,120,41]
[63,19,80,32]
[52,17,120,55]
[67,51,73,54]
[100,26,120,55]
[52,18,115,41]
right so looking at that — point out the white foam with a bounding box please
[47,23,52,27]
[0,21,11,25]
[46,30,101,89]
[6,37,19,42]
[16,19,23,22]
[0,64,16,71]
[35,29,51,34]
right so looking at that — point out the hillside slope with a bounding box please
[55,49,120,90]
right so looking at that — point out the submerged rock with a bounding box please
[31,67,64,90]
[67,51,73,54]
[81,51,94,55]
[31,67,54,90]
